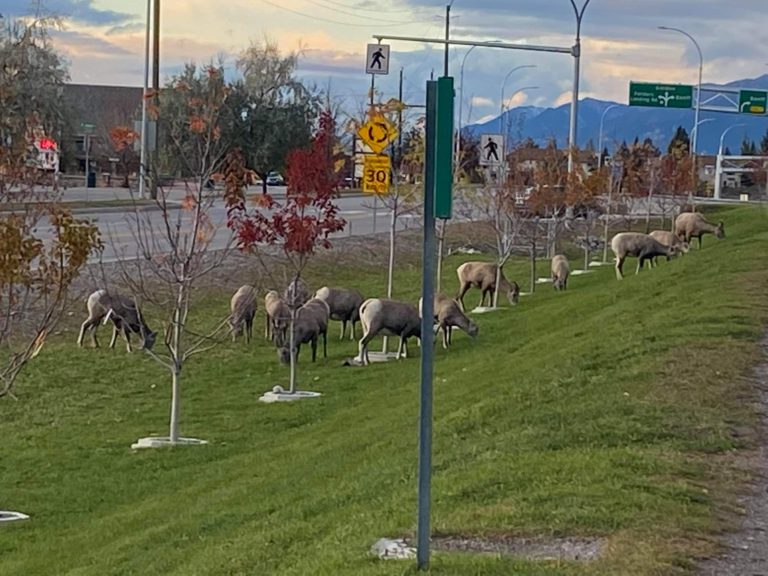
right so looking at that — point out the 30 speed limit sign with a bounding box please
[363,154,391,195]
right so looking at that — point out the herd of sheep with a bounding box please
[75,211,725,364]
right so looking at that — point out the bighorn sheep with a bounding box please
[284,278,310,308]
[419,293,478,349]
[551,255,570,291]
[264,290,290,345]
[277,298,330,364]
[648,230,690,266]
[358,298,421,365]
[456,261,520,311]
[229,285,257,343]
[611,232,679,280]
[314,286,364,340]
[674,212,725,249]
[77,289,157,352]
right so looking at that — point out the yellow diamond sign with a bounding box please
[357,114,398,154]
[362,154,391,195]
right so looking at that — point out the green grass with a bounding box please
[1,206,767,575]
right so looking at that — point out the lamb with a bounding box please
[314,286,365,340]
[77,289,157,352]
[277,298,330,364]
[648,230,690,266]
[283,278,310,309]
[456,261,520,311]
[674,212,725,249]
[419,293,478,349]
[551,255,570,291]
[610,232,680,280]
[358,298,421,366]
[264,290,290,345]
[229,285,257,343]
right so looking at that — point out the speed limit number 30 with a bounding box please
[363,154,391,195]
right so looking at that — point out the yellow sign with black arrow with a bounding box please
[357,114,398,155]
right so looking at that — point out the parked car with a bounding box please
[266,172,284,186]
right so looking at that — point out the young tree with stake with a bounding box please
[227,110,346,394]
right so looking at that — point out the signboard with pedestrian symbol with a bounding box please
[363,154,391,195]
[365,43,390,75]
[479,134,504,167]
[357,114,398,155]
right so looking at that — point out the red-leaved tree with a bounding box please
[227,110,346,394]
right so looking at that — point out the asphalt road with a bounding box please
[44,187,422,263]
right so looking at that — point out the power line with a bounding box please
[300,0,420,23]
[257,0,427,27]
[307,0,416,14]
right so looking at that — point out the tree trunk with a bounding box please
[530,241,536,294]
[289,305,297,394]
[383,195,398,354]
[169,365,181,443]
[602,185,613,263]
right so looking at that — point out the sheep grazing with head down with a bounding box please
[358,298,421,366]
[314,286,365,340]
[264,290,290,345]
[277,298,330,365]
[419,293,478,349]
[551,254,570,291]
[229,285,257,343]
[674,212,725,249]
[77,289,157,352]
[456,261,520,311]
[648,230,690,266]
[611,232,679,280]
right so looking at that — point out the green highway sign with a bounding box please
[629,82,693,109]
[739,89,767,115]
[80,122,96,132]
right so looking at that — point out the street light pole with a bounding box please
[715,123,747,200]
[138,0,151,199]
[658,26,703,157]
[597,104,619,170]
[690,117,714,150]
[568,0,592,174]
[455,45,476,181]
[500,85,538,146]
[443,1,454,77]
[151,0,160,200]
[500,65,537,140]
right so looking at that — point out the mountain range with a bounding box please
[464,75,768,155]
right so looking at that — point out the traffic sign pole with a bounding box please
[417,78,437,572]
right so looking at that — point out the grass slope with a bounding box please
[1,206,767,575]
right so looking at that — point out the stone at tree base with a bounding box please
[369,538,416,560]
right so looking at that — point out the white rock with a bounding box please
[370,538,416,560]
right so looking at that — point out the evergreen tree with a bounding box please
[760,129,768,154]
[667,126,690,159]
[741,137,757,156]
[724,146,732,156]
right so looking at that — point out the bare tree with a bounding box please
[112,64,234,445]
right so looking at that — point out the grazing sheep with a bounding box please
[419,293,478,349]
[229,285,257,343]
[648,230,690,266]
[77,289,157,352]
[277,298,330,364]
[456,261,520,311]
[610,232,679,280]
[358,298,421,366]
[314,286,365,340]
[551,255,570,291]
[264,290,290,345]
[283,278,310,309]
[674,212,725,249]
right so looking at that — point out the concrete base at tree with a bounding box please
[0,511,30,523]
[589,260,613,267]
[131,436,209,449]
[571,269,593,276]
[536,277,553,284]
[259,386,322,403]
[471,306,505,314]
[370,538,416,560]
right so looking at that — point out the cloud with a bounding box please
[471,96,493,107]
[1,0,134,26]
[105,22,145,36]
[52,30,134,58]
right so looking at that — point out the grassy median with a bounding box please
[1,205,767,575]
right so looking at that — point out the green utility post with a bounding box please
[434,76,454,219]
[417,76,453,572]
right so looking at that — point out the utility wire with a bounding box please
[257,0,428,27]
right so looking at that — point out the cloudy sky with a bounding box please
[2,0,767,124]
